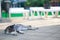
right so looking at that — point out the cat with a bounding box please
[4,24,38,35]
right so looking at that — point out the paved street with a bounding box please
[0,25,60,40]
[0,18,60,40]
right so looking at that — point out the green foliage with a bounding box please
[25,0,44,7]
[25,0,51,7]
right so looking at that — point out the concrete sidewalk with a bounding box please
[0,18,60,29]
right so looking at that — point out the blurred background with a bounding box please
[0,0,60,22]
[1,0,60,13]
[1,0,60,11]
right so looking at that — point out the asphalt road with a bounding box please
[0,25,60,40]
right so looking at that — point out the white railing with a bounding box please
[9,7,60,20]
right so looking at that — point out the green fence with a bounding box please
[34,11,38,16]
[2,11,9,18]
[40,12,45,16]
[1,11,60,18]
[29,11,45,17]
[48,12,52,16]
[58,11,60,16]
[11,13,23,17]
